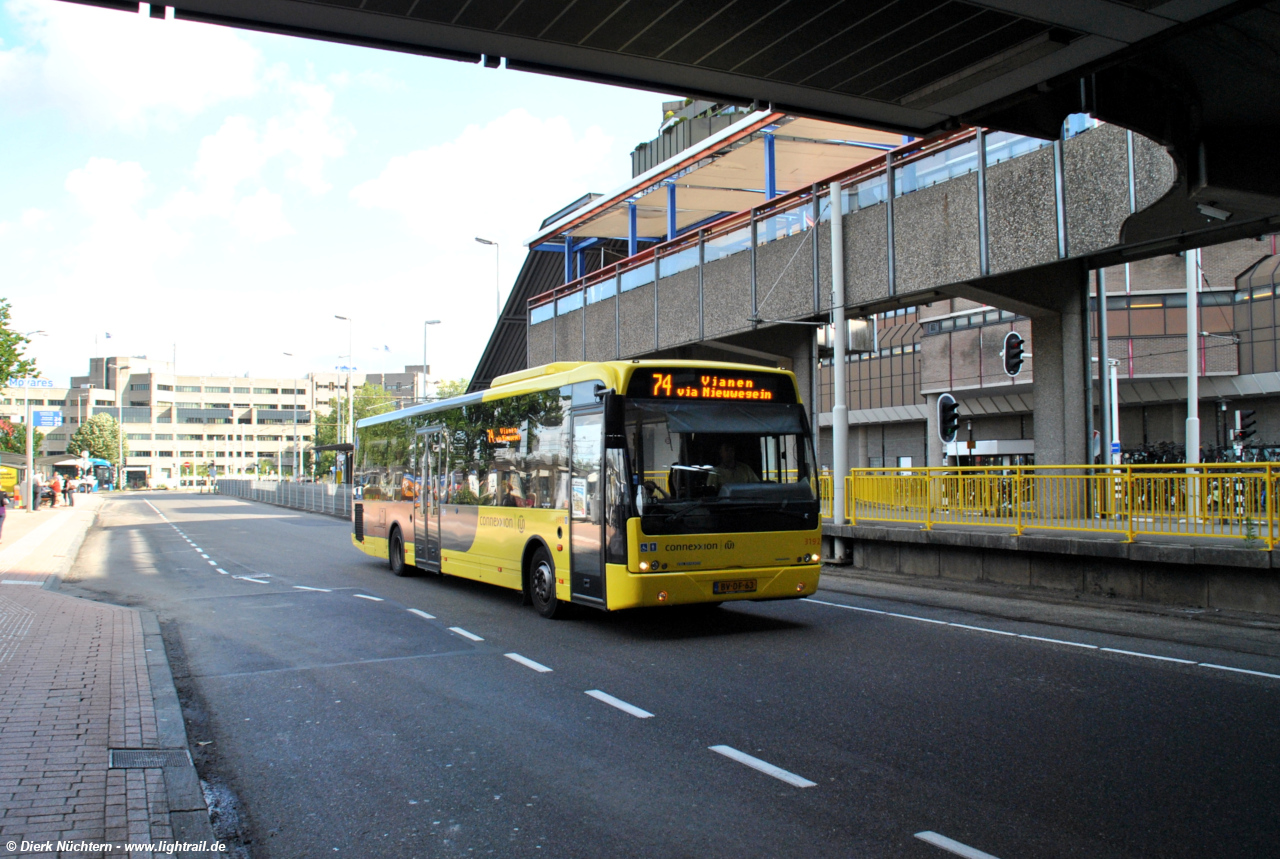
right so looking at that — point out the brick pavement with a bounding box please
[0,497,212,857]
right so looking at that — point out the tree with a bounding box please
[67,414,128,465]
[0,419,42,455]
[435,378,470,400]
[0,300,38,384]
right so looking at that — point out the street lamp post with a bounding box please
[423,320,440,402]
[284,352,300,480]
[335,315,354,450]
[21,330,47,512]
[475,237,500,321]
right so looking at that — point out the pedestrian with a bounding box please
[0,490,7,540]
[31,472,42,510]
[49,474,61,508]
[62,478,75,507]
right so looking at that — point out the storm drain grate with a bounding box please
[109,748,192,768]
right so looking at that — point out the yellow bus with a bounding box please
[351,360,822,617]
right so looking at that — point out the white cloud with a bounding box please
[232,189,292,241]
[19,207,48,227]
[0,0,260,131]
[65,157,149,218]
[351,108,616,249]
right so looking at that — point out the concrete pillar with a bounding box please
[1029,299,1087,465]
[924,392,946,467]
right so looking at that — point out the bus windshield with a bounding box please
[625,400,818,535]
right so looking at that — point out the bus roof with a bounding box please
[355,359,798,430]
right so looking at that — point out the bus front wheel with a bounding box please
[389,527,412,577]
[528,547,563,619]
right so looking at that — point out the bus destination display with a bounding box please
[626,368,795,403]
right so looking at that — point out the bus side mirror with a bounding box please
[604,394,626,449]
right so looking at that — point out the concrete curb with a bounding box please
[139,611,218,848]
[47,497,219,850]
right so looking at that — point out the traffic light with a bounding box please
[937,393,960,443]
[1001,331,1026,377]
[1236,409,1257,443]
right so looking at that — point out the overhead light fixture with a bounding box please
[1197,202,1231,221]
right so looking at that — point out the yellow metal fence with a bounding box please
[829,465,1276,548]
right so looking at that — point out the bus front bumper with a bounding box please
[604,564,821,610]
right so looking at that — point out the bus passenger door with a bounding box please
[569,410,605,604]
[417,427,445,572]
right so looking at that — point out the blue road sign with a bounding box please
[33,410,63,428]
[1110,441,1122,455]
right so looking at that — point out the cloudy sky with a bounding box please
[0,0,672,388]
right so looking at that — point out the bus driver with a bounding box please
[708,442,758,486]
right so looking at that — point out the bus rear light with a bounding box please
[797,583,805,591]
[556,544,563,552]
[656,591,668,602]
[638,561,650,571]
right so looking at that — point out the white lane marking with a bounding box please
[216,569,229,575]
[192,547,202,552]
[585,690,653,719]
[505,653,552,673]
[294,585,331,592]
[207,561,218,566]
[235,576,270,584]
[887,611,947,625]
[1200,663,1280,680]
[804,597,1280,682]
[449,626,483,642]
[407,608,435,620]
[1017,634,1097,650]
[708,745,815,788]
[802,598,886,615]
[949,622,1017,636]
[144,500,162,515]
[2,580,43,585]
[1101,647,1196,665]
[200,553,210,558]
[353,594,383,602]
[914,831,1002,859]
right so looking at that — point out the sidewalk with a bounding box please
[0,496,217,857]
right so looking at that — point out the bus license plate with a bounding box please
[713,579,757,595]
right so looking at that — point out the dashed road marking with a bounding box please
[353,594,383,602]
[708,745,815,788]
[505,653,552,673]
[235,576,270,584]
[216,569,229,575]
[293,585,331,592]
[950,622,1016,637]
[585,690,653,719]
[449,626,483,642]
[915,831,1002,859]
[200,553,210,558]
[407,608,435,620]
[207,561,217,566]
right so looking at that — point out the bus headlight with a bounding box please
[657,591,668,602]
[638,561,650,572]
[797,583,806,592]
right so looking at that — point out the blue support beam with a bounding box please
[764,132,777,200]
[666,183,677,241]
[563,239,574,284]
[628,203,638,257]
[576,249,585,278]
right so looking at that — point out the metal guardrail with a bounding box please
[216,479,352,518]
[824,465,1278,549]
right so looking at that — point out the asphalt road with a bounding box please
[62,493,1280,859]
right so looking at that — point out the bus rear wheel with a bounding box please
[528,547,563,619]
[389,527,412,577]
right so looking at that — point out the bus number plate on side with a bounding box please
[713,579,757,595]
